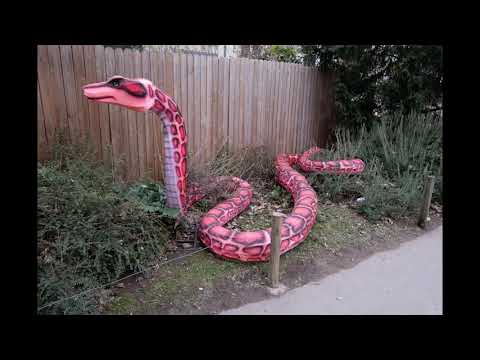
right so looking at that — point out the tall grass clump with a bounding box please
[311,112,442,220]
[189,143,275,183]
[38,134,173,314]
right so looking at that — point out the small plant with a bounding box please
[125,180,180,219]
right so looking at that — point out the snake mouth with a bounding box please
[86,96,115,101]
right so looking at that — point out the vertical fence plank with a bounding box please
[38,46,56,145]
[286,63,294,153]
[305,67,312,148]
[263,61,272,149]
[233,58,241,152]
[211,56,219,158]
[246,58,254,147]
[278,61,286,154]
[71,45,90,142]
[228,57,238,152]
[269,61,276,153]
[164,49,175,171]
[47,45,69,138]
[237,57,242,152]
[164,51,174,97]
[199,54,207,163]
[308,67,316,148]
[222,58,230,150]
[299,65,307,151]
[299,66,307,152]
[269,60,277,151]
[312,69,318,146]
[205,55,212,161]
[250,59,256,146]
[301,66,308,150]
[122,48,138,180]
[291,64,300,153]
[276,63,287,153]
[58,45,80,141]
[294,65,301,153]
[173,51,181,104]
[257,60,266,146]
[312,68,319,147]
[245,59,253,147]
[186,53,195,165]
[261,61,269,148]
[251,60,258,146]
[157,49,167,181]
[37,80,48,159]
[83,45,103,158]
[316,70,323,146]
[142,48,155,180]
[38,45,66,145]
[133,49,146,180]
[94,45,112,161]
[180,53,189,152]
[193,54,202,163]
[149,48,159,181]
[228,58,235,152]
[286,63,296,153]
[150,49,164,182]
[300,66,308,151]
[239,58,247,151]
[104,47,121,169]
[290,64,300,152]
[280,62,289,153]
[272,61,280,155]
[289,63,297,152]
[217,57,225,152]
[304,66,311,150]
[114,47,130,179]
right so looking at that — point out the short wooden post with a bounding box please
[418,175,435,228]
[270,212,283,288]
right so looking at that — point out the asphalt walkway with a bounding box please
[220,226,443,315]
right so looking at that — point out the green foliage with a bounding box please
[262,45,300,63]
[125,180,180,219]
[311,112,442,220]
[301,45,443,129]
[238,45,300,64]
[38,136,172,314]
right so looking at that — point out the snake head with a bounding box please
[83,76,155,112]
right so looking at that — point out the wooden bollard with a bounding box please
[270,212,283,288]
[418,175,435,229]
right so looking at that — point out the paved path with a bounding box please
[221,226,442,315]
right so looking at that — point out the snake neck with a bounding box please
[149,86,188,213]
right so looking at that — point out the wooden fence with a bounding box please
[37,45,335,181]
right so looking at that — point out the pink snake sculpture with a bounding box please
[83,76,365,262]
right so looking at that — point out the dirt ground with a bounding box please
[102,180,443,315]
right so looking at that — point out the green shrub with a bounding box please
[311,112,442,220]
[38,137,173,314]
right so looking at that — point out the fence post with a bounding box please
[270,212,283,288]
[418,175,435,229]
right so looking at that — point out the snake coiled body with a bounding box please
[83,75,365,262]
[196,148,364,261]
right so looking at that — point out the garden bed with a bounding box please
[38,112,442,315]
[104,176,442,315]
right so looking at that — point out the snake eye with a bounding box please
[110,78,121,88]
